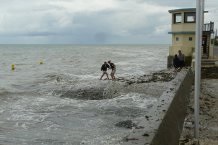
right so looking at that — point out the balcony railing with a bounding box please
[203,21,214,33]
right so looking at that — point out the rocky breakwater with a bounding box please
[53,69,177,130]
[57,69,176,100]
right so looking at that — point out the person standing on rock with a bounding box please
[173,54,180,69]
[108,60,116,80]
[178,50,185,67]
[100,61,110,80]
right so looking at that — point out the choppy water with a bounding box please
[0,44,168,145]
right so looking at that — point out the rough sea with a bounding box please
[0,44,168,145]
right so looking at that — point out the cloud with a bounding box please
[0,0,217,44]
[143,0,195,7]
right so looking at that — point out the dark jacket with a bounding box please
[101,63,109,71]
[173,55,180,68]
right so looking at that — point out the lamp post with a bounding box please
[194,0,204,138]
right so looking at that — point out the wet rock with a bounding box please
[59,81,123,100]
[58,69,175,100]
[124,137,139,141]
[115,120,137,129]
[99,107,145,117]
[117,70,175,84]
[60,88,105,100]
[148,72,175,82]
[143,133,149,137]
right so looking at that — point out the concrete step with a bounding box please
[202,62,215,65]
[201,65,216,68]
[192,59,218,67]
[202,60,215,63]
[202,56,208,59]
[201,59,218,67]
[202,59,218,61]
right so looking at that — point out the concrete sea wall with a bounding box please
[122,68,194,145]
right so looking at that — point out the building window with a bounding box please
[184,12,195,23]
[189,37,192,41]
[176,37,179,41]
[174,13,182,23]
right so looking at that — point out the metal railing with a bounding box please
[203,21,214,33]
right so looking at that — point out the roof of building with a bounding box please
[168,8,196,13]
[168,31,195,34]
[169,8,208,13]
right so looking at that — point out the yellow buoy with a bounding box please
[11,64,15,70]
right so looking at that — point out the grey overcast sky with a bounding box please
[0,0,217,44]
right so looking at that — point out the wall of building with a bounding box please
[169,34,195,56]
[168,33,195,68]
[171,23,195,32]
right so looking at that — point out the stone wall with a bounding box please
[121,68,194,145]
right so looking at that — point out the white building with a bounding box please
[167,8,214,67]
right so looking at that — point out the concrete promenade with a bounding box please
[179,46,218,145]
